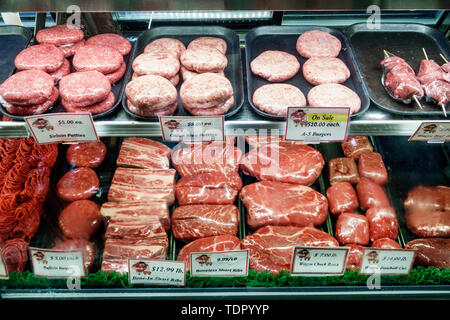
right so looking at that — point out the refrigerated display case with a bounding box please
[0,1,449,300]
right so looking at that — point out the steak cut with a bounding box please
[241,225,339,274]
[240,181,328,230]
[117,137,172,169]
[326,182,359,215]
[240,143,324,185]
[335,212,370,246]
[365,206,398,242]
[405,238,450,268]
[356,177,391,210]
[358,152,388,185]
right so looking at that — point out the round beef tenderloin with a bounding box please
[66,140,107,168]
[3,87,59,116]
[302,57,350,85]
[184,96,234,116]
[48,58,71,83]
[252,83,306,116]
[85,33,132,56]
[0,70,55,106]
[58,200,102,240]
[125,75,177,109]
[180,73,233,108]
[56,167,100,202]
[73,44,123,74]
[53,239,96,271]
[296,30,342,58]
[187,36,227,54]
[250,50,300,82]
[105,62,126,84]
[36,24,84,46]
[132,52,180,79]
[127,100,178,117]
[14,44,64,73]
[307,83,361,115]
[59,71,111,107]
[180,46,227,73]
[143,37,186,58]
[61,91,115,115]
[58,40,85,57]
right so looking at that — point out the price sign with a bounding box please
[0,249,8,279]
[285,107,350,143]
[29,247,85,278]
[291,247,349,276]
[128,259,186,286]
[409,121,450,143]
[190,250,249,277]
[359,248,416,275]
[159,115,224,142]
[25,113,98,144]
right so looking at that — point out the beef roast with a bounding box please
[405,238,450,268]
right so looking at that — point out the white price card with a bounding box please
[409,121,450,143]
[190,250,249,277]
[285,107,350,143]
[159,115,224,142]
[25,113,98,144]
[128,259,186,286]
[29,247,85,278]
[359,248,416,275]
[291,247,349,276]
[0,249,8,279]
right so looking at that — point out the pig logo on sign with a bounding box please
[132,261,152,275]
[291,109,308,127]
[423,124,437,134]
[195,254,213,266]
[366,251,380,264]
[33,251,48,264]
[32,118,54,131]
[296,249,311,261]
[164,120,181,130]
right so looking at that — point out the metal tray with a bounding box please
[345,23,450,116]
[121,26,244,121]
[245,25,371,120]
[0,36,132,121]
[0,25,32,83]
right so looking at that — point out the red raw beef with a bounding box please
[358,152,388,185]
[404,185,450,212]
[240,143,324,185]
[345,244,364,270]
[177,234,241,270]
[241,226,339,274]
[405,238,450,268]
[356,177,391,210]
[326,182,359,215]
[328,157,360,185]
[371,238,402,249]
[335,212,370,246]
[365,206,398,242]
[240,181,328,230]
[341,136,373,161]
[105,216,167,241]
[116,137,172,169]
[58,200,102,240]
[1,238,29,272]
[172,204,239,242]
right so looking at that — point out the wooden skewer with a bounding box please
[422,48,429,61]
[440,53,448,63]
[413,95,424,110]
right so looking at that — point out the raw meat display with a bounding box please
[404,185,450,212]
[250,50,300,82]
[240,181,328,230]
[422,79,450,107]
[328,157,360,185]
[187,37,227,54]
[341,136,373,161]
[417,59,449,84]
[85,33,132,56]
[405,238,450,268]
[252,83,306,116]
[296,30,342,58]
[133,51,180,78]
[335,212,370,246]
[2,87,59,116]
[48,58,70,83]
[116,137,172,169]
[73,44,123,74]
[240,143,324,185]
[144,38,186,58]
[56,167,100,202]
[175,171,242,205]
[371,238,402,249]
[100,200,171,231]
[0,238,29,272]
[356,177,391,210]
[36,24,84,46]
[108,167,176,205]
[244,136,304,148]
[302,57,350,85]
[172,204,239,242]
[326,182,359,215]
[66,141,107,168]
[58,200,102,240]
[357,152,388,185]
[383,62,424,101]
[180,46,227,73]
[365,206,399,242]
[53,239,96,271]
[177,234,241,270]
[105,216,167,241]
[14,44,65,72]
[241,226,339,274]
[345,244,364,270]
[58,40,85,58]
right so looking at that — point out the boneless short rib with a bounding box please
[335,212,370,246]
[241,226,339,274]
[326,182,359,215]
[358,152,388,185]
[356,177,391,210]
[341,136,373,161]
[116,137,172,169]
[240,181,328,230]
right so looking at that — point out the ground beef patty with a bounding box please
[144,38,186,58]
[56,167,100,202]
[302,57,350,85]
[180,66,225,82]
[184,96,234,116]
[132,52,180,79]
[180,73,233,109]
[36,24,84,46]
[15,44,64,73]
[86,33,132,56]
[59,71,111,107]
[66,141,107,168]
[3,87,59,116]
[58,200,101,240]
[307,83,361,114]
[61,91,115,115]
[105,62,126,84]
[48,58,71,83]
[73,44,123,74]
[58,40,85,57]
[296,30,342,58]
[187,37,227,54]
[127,100,178,117]
[125,74,177,109]
[250,50,300,82]
[253,84,306,116]
[0,70,55,106]
[180,46,227,73]
[132,72,179,87]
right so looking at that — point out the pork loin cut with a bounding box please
[240,181,328,230]
[117,137,172,169]
[241,225,339,274]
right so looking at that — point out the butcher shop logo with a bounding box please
[366,251,380,264]
[132,261,152,275]
[291,109,308,126]
[32,251,48,264]
[195,254,213,266]
[422,124,438,134]
[296,249,311,261]
[31,118,54,131]
[164,119,182,130]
